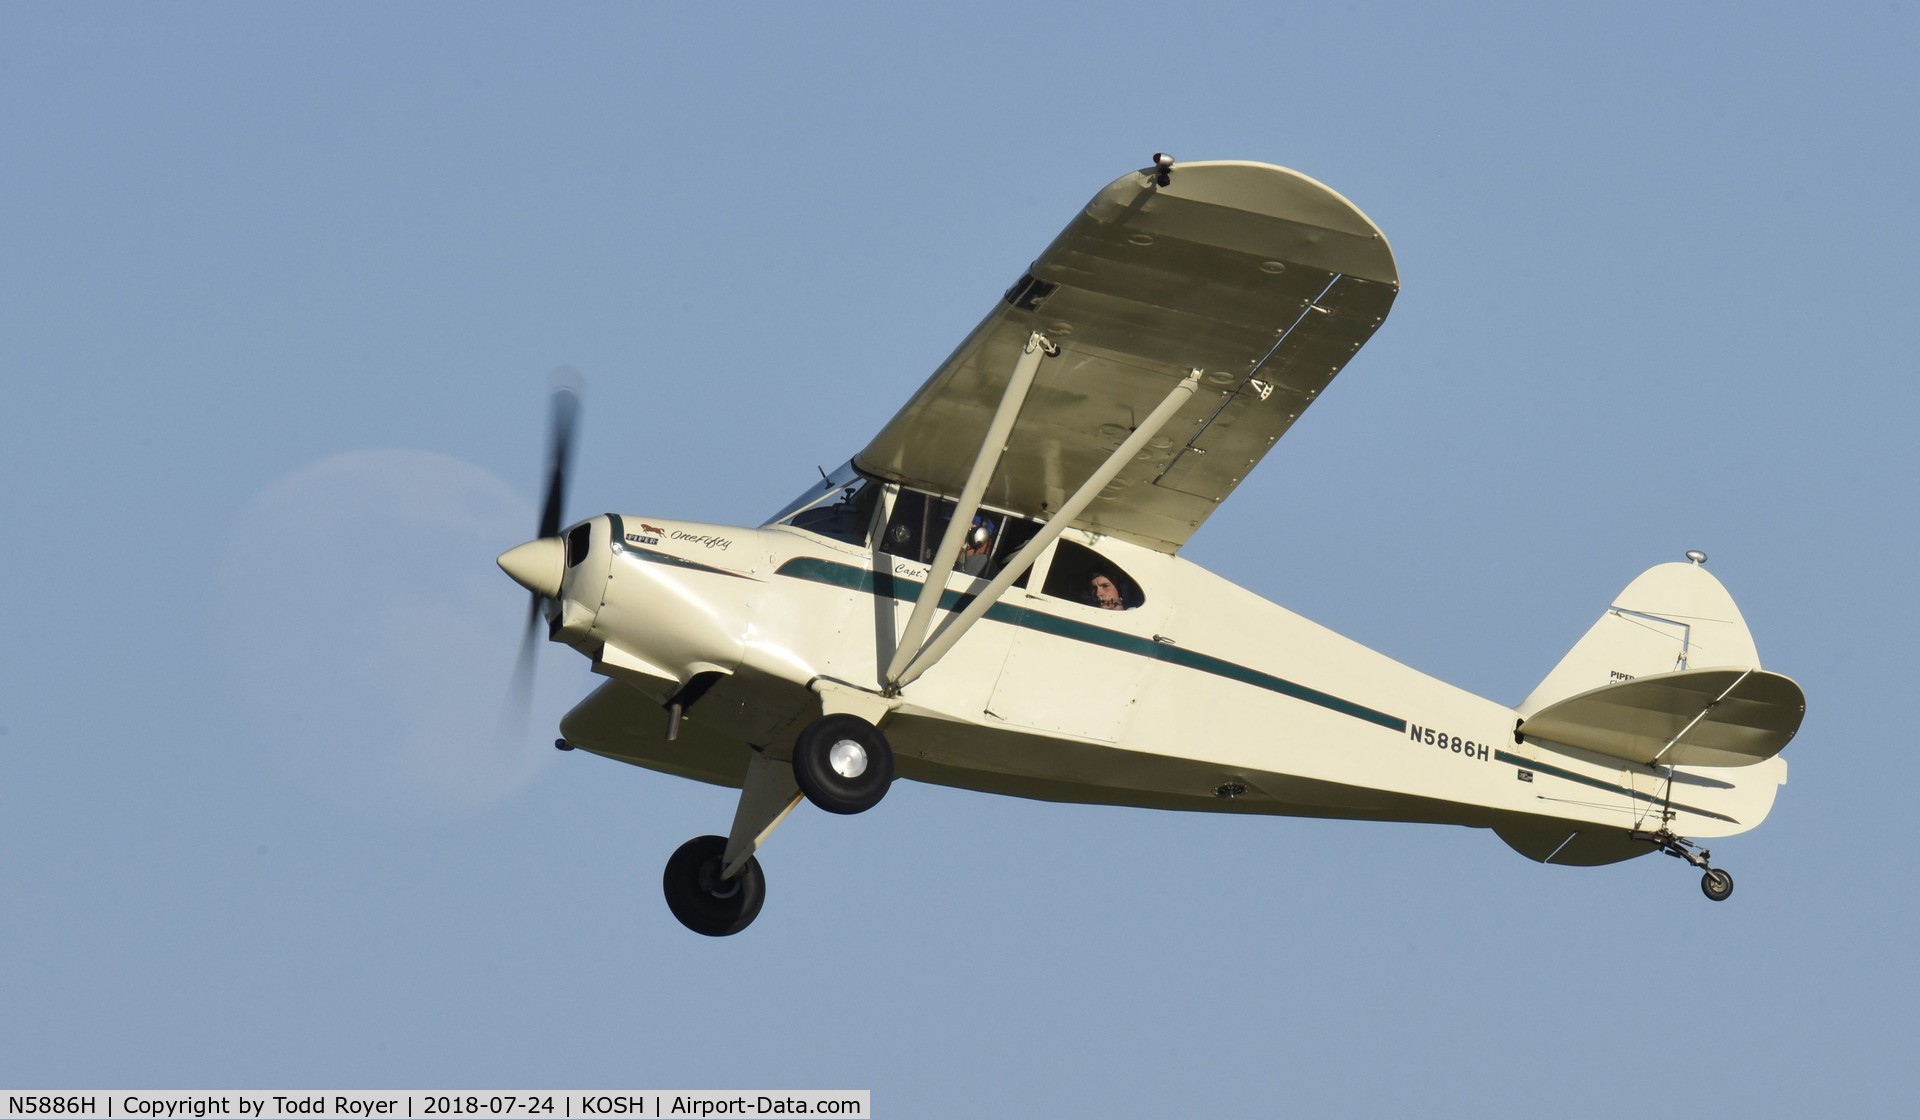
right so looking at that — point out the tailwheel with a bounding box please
[662,834,765,936]
[1631,828,1735,903]
[792,714,895,815]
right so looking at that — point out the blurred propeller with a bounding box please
[502,369,584,737]
[537,376,581,540]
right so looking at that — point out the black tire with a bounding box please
[1701,868,1734,902]
[792,714,895,815]
[662,835,765,936]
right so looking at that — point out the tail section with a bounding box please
[1499,556,1794,860]
[1518,557,1760,718]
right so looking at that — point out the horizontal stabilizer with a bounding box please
[1518,667,1804,768]
[1494,825,1652,866]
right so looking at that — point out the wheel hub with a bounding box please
[828,739,868,778]
[698,859,741,899]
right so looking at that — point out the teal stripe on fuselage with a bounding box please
[773,555,1406,733]
[773,555,1740,827]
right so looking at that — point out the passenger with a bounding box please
[1089,572,1125,610]
[959,516,996,576]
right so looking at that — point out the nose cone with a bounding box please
[498,537,566,598]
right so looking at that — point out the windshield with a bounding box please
[765,461,864,526]
[766,462,879,547]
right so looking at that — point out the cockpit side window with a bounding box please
[785,478,878,546]
[880,488,1033,587]
[987,517,1040,578]
[1041,540,1144,611]
[879,489,943,564]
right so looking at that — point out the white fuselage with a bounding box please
[550,496,1783,848]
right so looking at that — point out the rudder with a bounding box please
[1517,559,1760,718]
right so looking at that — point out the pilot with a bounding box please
[1090,572,1125,610]
[959,515,996,576]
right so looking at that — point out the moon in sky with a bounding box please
[219,449,586,821]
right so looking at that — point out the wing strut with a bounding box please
[884,331,1055,685]
[889,368,1204,692]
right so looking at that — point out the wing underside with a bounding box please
[856,160,1399,554]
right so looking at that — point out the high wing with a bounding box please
[855,160,1399,554]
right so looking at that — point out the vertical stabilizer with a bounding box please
[1517,560,1760,718]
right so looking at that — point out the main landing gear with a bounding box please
[662,835,765,936]
[791,713,896,815]
[662,713,895,937]
[1631,829,1735,902]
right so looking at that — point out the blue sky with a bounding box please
[2,4,1915,1114]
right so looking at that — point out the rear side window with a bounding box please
[1042,540,1144,611]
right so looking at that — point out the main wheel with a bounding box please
[662,835,765,936]
[792,714,895,815]
[1701,868,1734,902]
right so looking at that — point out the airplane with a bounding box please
[496,155,1804,936]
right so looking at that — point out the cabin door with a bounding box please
[985,542,1167,743]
